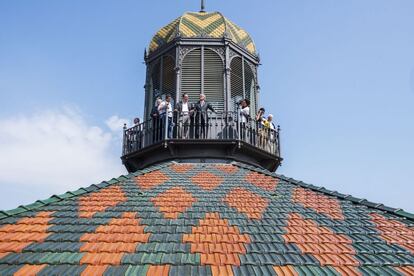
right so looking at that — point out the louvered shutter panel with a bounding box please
[181,48,201,103]
[244,61,256,115]
[162,55,176,102]
[204,49,224,111]
[151,61,161,100]
[230,57,243,112]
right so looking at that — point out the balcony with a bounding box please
[121,111,282,172]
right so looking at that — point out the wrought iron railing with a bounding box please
[122,111,281,157]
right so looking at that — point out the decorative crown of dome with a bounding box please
[149,11,257,55]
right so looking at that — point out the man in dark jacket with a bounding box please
[194,93,216,139]
[175,93,194,139]
[150,97,162,142]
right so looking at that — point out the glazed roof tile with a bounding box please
[148,12,257,55]
[0,161,413,275]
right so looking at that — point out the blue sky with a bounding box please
[0,0,413,212]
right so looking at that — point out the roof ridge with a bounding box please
[231,162,414,221]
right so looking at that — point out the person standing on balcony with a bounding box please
[158,94,174,139]
[194,93,216,139]
[151,97,162,142]
[262,114,276,152]
[239,99,250,142]
[256,107,266,148]
[175,93,193,139]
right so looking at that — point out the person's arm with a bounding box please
[208,103,216,113]
[158,102,165,112]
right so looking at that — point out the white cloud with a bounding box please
[0,107,128,210]
[106,115,130,133]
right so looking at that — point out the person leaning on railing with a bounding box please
[175,93,194,139]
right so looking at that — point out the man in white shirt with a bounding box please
[158,94,174,139]
[239,99,250,142]
[175,93,193,139]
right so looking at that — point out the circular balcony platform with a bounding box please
[121,112,282,172]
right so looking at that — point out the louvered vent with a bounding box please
[162,55,176,102]
[204,48,224,111]
[181,48,201,103]
[230,57,243,112]
[244,61,256,115]
[151,61,161,98]
[148,61,162,117]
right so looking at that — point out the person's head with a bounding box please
[241,99,250,108]
[267,114,273,121]
[199,93,205,101]
[133,118,140,125]
[155,97,162,106]
[165,94,171,102]
[259,107,265,114]
[182,93,189,102]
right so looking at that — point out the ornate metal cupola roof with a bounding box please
[148,11,257,56]
[121,5,282,173]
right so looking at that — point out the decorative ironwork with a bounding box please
[208,47,225,61]
[122,111,281,158]
[178,46,197,65]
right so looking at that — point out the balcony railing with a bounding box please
[122,111,281,158]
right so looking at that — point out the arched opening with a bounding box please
[181,48,201,103]
[181,48,224,110]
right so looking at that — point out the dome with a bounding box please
[149,11,257,55]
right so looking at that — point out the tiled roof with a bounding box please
[0,161,414,275]
[149,12,257,55]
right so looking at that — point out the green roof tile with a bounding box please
[0,160,413,274]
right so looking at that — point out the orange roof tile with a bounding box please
[135,170,170,190]
[78,185,126,218]
[192,172,223,190]
[292,187,344,220]
[223,187,269,219]
[151,186,197,219]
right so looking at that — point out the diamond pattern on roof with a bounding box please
[135,170,170,190]
[371,213,414,254]
[283,213,360,273]
[151,187,197,219]
[0,161,413,274]
[0,211,54,259]
[79,212,149,266]
[223,187,269,219]
[183,213,250,266]
[192,172,223,190]
[292,187,344,220]
[78,185,126,218]
[245,171,278,191]
[170,163,194,173]
[214,164,238,174]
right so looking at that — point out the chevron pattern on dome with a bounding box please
[148,12,257,55]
